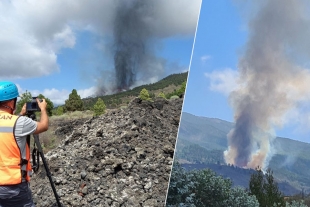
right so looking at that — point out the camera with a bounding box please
[26,97,42,112]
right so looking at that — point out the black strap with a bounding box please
[19,159,28,165]
[21,170,27,179]
[31,133,40,173]
[32,148,40,172]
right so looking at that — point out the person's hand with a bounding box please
[20,103,26,116]
[37,98,47,112]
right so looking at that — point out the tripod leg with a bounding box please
[33,134,62,207]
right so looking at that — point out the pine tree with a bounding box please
[264,169,285,207]
[249,168,285,207]
[139,88,151,100]
[249,167,265,206]
[56,106,64,116]
[93,98,106,116]
[64,89,84,112]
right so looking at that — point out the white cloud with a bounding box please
[201,55,211,63]
[0,0,201,79]
[52,26,76,51]
[77,87,97,99]
[205,68,240,95]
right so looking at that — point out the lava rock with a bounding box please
[30,97,183,207]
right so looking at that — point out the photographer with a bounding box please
[0,81,48,207]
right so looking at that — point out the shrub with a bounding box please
[93,98,106,116]
[167,162,259,207]
[157,92,166,99]
[139,88,151,101]
[56,106,64,116]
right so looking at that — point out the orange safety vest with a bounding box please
[0,111,31,185]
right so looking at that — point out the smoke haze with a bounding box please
[225,0,310,169]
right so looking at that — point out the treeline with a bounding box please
[177,144,225,164]
[16,91,54,116]
[15,72,187,117]
[133,71,187,92]
[166,163,308,207]
[15,88,106,117]
[83,72,188,109]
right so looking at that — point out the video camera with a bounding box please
[26,97,42,113]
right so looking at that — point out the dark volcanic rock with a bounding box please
[54,119,88,138]
[30,97,183,207]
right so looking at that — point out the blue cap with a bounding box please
[0,81,19,102]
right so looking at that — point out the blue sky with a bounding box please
[1,0,201,105]
[183,0,310,143]
[183,0,245,121]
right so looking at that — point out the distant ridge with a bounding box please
[176,111,310,195]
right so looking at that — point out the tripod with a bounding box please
[27,112,62,207]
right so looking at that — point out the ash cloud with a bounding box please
[112,0,157,90]
[225,0,310,169]
[97,0,201,93]
[0,0,200,81]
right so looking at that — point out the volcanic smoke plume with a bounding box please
[224,0,310,169]
[113,0,153,90]
[95,0,200,94]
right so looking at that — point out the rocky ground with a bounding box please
[30,97,183,207]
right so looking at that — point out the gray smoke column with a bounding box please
[225,0,310,169]
[113,0,163,90]
[94,0,201,94]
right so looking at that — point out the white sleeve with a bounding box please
[14,116,37,137]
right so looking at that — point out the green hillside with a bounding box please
[177,112,232,151]
[83,72,188,109]
[176,112,310,194]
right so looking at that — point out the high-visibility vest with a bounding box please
[0,111,31,185]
